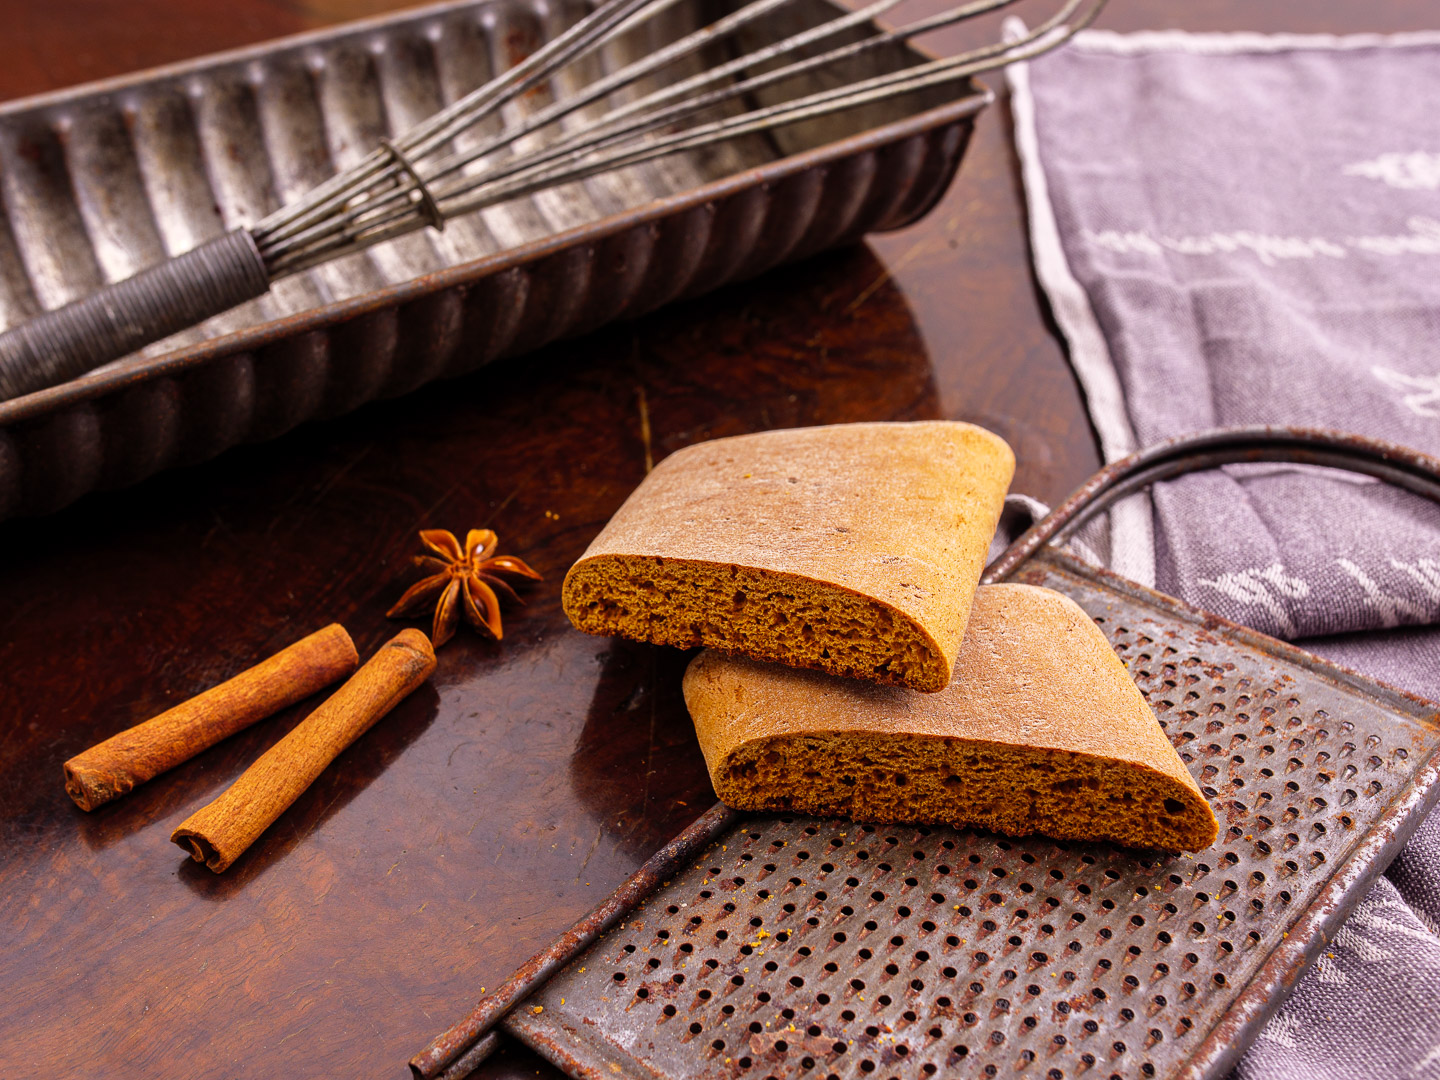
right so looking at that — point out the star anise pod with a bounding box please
[386,529,541,647]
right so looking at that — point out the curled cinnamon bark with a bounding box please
[172,628,436,873]
[64,624,359,812]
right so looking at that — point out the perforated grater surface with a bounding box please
[501,546,1440,1080]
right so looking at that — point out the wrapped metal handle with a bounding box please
[0,229,270,401]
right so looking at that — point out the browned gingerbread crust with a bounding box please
[683,584,1218,851]
[562,421,1014,692]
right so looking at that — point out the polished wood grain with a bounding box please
[0,2,1428,1078]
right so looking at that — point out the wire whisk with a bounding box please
[0,0,1103,401]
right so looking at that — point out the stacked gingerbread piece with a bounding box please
[562,421,1217,851]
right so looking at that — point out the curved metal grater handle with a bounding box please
[983,426,1440,585]
[0,229,271,402]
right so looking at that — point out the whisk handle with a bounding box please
[0,229,271,402]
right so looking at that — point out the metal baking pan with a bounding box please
[0,0,986,521]
[421,429,1440,1080]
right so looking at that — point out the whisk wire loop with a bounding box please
[379,139,447,232]
[260,0,1102,275]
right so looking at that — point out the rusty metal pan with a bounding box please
[442,428,1440,1080]
[0,0,986,521]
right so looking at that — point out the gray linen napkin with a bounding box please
[1009,26,1440,1080]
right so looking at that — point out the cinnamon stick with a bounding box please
[171,628,436,873]
[64,624,360,812]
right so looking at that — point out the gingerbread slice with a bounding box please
[682,583,1218,851]
[562,421,1014,692]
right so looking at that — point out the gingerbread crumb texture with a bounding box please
[562,421,1014,692]
[683,584,1219,851]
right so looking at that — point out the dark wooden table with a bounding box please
[0,2,1431,1078]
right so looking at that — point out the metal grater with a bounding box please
[501,547,1440,1080]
